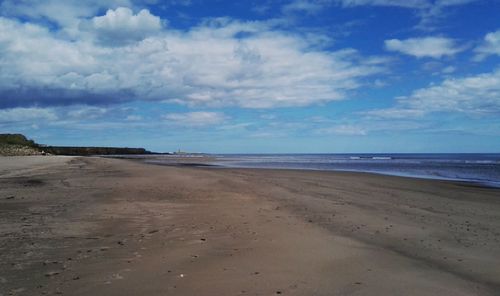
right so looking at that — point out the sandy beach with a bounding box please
[1,156,499,296]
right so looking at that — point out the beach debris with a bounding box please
[42,260,60,266]
[6,195,15,200]
[9,288,26,294]
[276,291,282,294]
[73,276,80,280]
[112,273,123,280]
[45,271,60,277]
[148,229,159,234]
[200,238,206,241]
[180,274,185,278]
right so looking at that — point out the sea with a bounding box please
[209,153,500,187]
[129,153,500,187]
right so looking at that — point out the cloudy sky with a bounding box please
[0,0,499,153]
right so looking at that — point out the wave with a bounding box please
[210,153,500,185]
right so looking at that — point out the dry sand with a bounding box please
[1,156,499,296]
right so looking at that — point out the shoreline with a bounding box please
[5,154,500,189]
[123,156,500,190]
[103,153,500,189]
[1,156,500,295]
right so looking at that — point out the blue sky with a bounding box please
[0,0,499,153]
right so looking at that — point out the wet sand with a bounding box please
[1,156,499,295]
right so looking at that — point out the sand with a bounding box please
[1,156,499,295]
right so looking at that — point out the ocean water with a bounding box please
[211,154,500,187]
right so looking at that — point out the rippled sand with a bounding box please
[1,156,499,295]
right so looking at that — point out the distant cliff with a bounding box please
[0,134,43,156]
[0,134,37,147]
[0,133,152,156]
[41,146,150,156]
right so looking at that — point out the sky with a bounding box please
[0,0,499,153]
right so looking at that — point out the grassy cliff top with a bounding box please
[0,134,37,147]
[0,133,152,156]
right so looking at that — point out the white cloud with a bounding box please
[403,69,500,113]
[315,120,427,135]
[84,7,162,46]
[0,107,58,123]
[363,108,426,119]
[0,105,146,130]
[282,0,323,14]
[317,124,367,135]
[163,112,227,126]
[421,62,456,76]
[441,66,456,74]
[336,0,428,8]
[0,12,384,109]
[385,37,463,58]
[0,0,135,35]
[260,114,277,120]
[416,0,478,30]
[126,115,143,121]
[328,0,479,30]
[474,29,500,61]
[67,106,109,119]
[249,130,289,138]
[314,0,478,10]
[335,0,479,30]
[365,68,500,118]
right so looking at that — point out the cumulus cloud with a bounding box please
[474,29,500,61]
[0,16,133,108]
[0,107,58,123]
[384,37,463,58]
[163,112,226,126]
[0,12,384,109]
[365,68,500,118]
[84,7,162,46]
[0,0,136,36]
